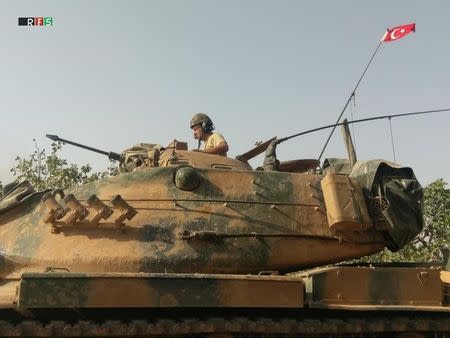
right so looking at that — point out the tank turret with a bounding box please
[0,136,447,338]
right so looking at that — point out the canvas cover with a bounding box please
[0,180,38,215]
[119,143,163,173]
[323,158,424,251]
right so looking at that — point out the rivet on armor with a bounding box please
[174,167,201,191]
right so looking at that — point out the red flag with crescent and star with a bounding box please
[382,23,416,42]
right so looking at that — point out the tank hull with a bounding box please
[0,265,447,337]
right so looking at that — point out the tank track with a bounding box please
[0,315,448,337]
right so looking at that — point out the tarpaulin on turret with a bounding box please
[0,180,38,215]
[323,159,424,251]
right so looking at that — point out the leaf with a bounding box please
[10,141,118,191]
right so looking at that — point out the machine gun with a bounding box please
[46,134,163,173]
[46,134,121,161]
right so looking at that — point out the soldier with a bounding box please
[190,113,229,156]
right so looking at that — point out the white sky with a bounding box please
[1,0,449,186]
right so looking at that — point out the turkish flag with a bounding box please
[382,23,416,42]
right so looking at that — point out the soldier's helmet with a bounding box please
[190,113,214,132]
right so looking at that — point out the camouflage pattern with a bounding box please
[17,272,304,309]
[302,265,449,311]
[13,266,449,311]
[8,266,450,314]
[0,153,390,280]
[121,145,251,172]
[0,145,448,325]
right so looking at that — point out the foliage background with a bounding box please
[5,142,117,191]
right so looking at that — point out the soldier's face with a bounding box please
[192,125,204,140]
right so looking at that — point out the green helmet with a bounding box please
[190,113,214,131]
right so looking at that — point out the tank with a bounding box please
[0,137,448,337]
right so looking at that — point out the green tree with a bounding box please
[10,142,118,191]
[367,179,450,263]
